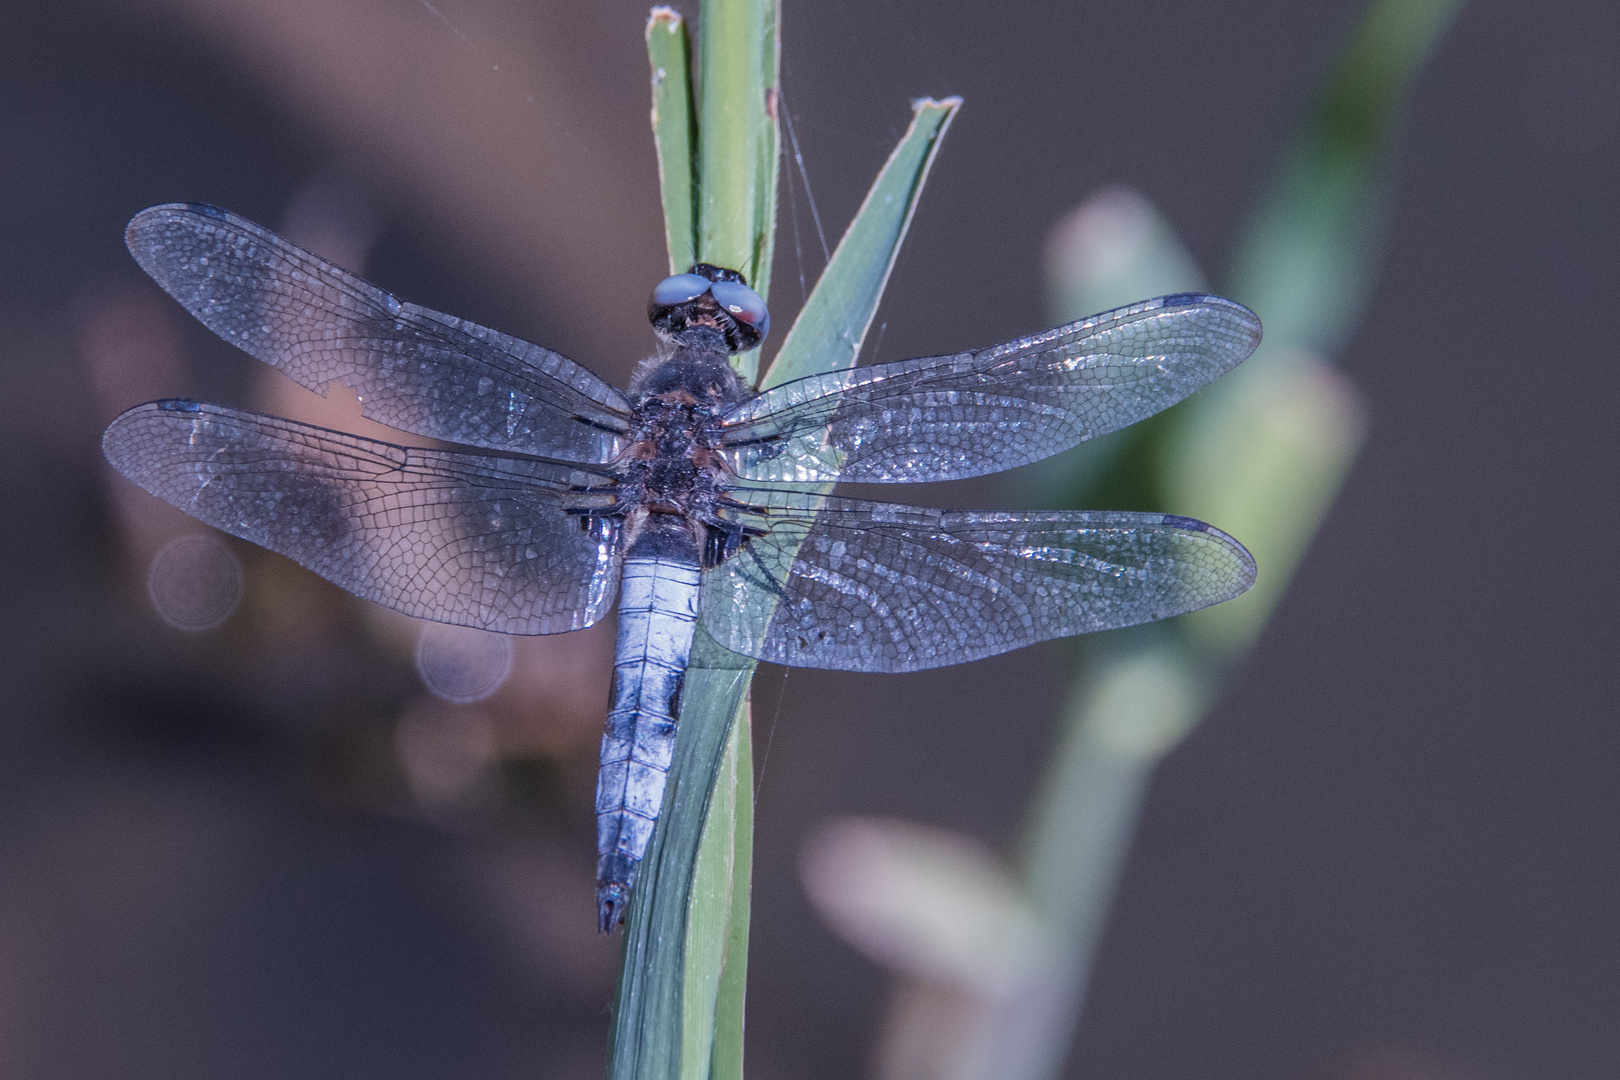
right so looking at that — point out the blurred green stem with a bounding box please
[965,3,1467,1079]
[1227,0,1467,356]
[977,632,1205,1080]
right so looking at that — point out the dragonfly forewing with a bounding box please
[716,293,1260,484]
[126,204,634,464]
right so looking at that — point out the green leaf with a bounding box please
[611,6,772,1075]
[706,747,753,1080]
[763,98,960,390]
[697,0,780,383]
[608,650,754,1080]
[683,100,959,1077]
[686,686,752,1080]
[647,8,697,274]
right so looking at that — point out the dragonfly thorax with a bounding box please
[614,347,751,566]
[628,346,750,407]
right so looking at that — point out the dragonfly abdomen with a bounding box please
[594,524,702,932]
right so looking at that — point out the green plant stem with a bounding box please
[662,97,957,1078]
[609,647,754,1080]
[697,0,779,384]
[704,704,753,1080]
[648,8,697,274]
[995,631,1207,1080]
[612,4,957,1076]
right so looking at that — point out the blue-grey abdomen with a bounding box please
[595,525,701,931]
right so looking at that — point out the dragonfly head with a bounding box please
[649,263,769,353]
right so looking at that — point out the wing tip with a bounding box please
[1155,292,1263,349]
[1157,512,1257,594]
[128,201,228,225]
[125,202,240,263]
[101,398,206,476]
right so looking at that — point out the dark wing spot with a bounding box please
[1159,514,1209,532]
[184,203,230,220]
[1158,292,1212,308]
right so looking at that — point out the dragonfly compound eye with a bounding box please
[709,279,770,340]
[650,273,713,308]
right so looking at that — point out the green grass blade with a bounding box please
[683,687,752,1080]
[648,8,697,274]
[704,710,752,1080]
[611,4,776,1078]
[697,0,778,383]
[678,678,751,1080]
[680,96,960,1080]
[683,3,774,1073]
[609,88,961,1080]
[693,102,960,1074]
[616,16,961,1075]
[763,97,959,390]
[694,0,776,284]
[749,4,780,304]
[695,0,767,274]
[678,93,959,1079]
[608,650,754,1080]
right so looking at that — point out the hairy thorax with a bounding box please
[614,345,754,562]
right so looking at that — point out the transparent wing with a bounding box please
[103,400,621,634]
[701,487,1254,672]
[717,294,1260,483]
[126,204,633,463]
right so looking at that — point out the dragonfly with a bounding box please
[103,203,1261,931]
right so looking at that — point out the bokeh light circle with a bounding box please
[146,533,244,632]
[415,624,515,704]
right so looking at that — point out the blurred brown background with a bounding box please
[0,0,1616,1077]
